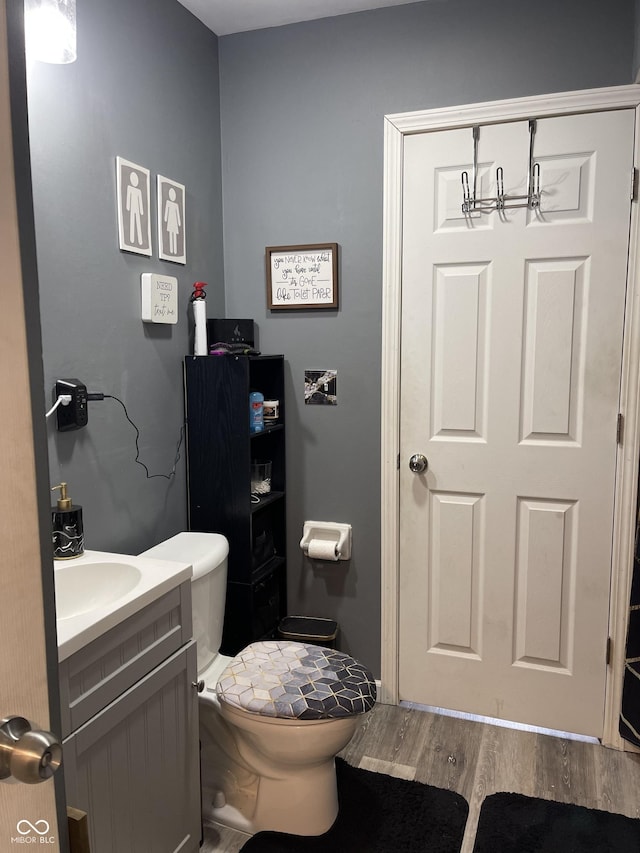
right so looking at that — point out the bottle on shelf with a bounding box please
[249,390,264,433]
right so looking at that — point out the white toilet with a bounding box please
[141,531,376,837]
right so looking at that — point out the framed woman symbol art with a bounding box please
[157,175,186,264]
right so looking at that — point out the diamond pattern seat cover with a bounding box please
[216,640,377,720]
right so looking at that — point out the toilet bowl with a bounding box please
[140,532,376,837]
[217,697,358,835]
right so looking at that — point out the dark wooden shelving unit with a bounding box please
[184,354,287,655]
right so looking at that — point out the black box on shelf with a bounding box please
[207,318,254,347]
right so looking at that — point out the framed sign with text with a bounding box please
[266,243,339,310]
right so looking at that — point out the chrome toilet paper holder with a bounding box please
[300,521,352,561]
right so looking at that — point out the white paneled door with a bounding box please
[399,110,635,736]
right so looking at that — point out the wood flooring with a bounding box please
[200,702,640,852]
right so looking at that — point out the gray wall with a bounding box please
[27,0,223,555]
[635,0,640,79]
[26,0,636,678]
[218,0,635,674]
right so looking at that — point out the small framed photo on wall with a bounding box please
[157,175,186,264]
[116,157,152,256]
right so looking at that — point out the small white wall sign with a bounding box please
[116,157,152,256]
[157,175,186,264]
[141,273,178,324]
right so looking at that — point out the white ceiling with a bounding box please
[177,0,423,36]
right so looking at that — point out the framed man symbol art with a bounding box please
[157,175,186,264]
[116,157,152,256]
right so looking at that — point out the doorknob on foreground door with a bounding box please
[409,453,428,473]
[0,716,62,784]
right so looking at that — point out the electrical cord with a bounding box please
[45,394,72,418]
[88,392,185,480]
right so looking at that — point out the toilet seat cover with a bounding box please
[216,640,376,720]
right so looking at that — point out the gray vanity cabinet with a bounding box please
[59,582,200,853]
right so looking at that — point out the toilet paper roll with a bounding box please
[307,539,339,561]
[193,299,207,356]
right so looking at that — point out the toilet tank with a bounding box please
[139,531,229,675]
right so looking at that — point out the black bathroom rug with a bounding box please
[239,757,468,853]
[472,791,640,853]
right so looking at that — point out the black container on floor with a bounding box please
[278,616,338,649]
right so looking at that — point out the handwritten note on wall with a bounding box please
[266,243,338,309]
[141,273,178,324]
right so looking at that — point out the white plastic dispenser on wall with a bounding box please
[300,521,352,562]
[141,273,178,324]
[190,281,208,355]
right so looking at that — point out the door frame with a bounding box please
[380,84,640,749]
[1,0,67,845]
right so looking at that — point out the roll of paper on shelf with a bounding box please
[191,282,208,355]
[307,539,339,561]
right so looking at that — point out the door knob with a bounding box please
[0,716,62,785]
[409,453,428,473]
[192,680,205,693]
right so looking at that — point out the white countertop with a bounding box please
[54,550,192,661]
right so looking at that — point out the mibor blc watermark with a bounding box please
[10,819,56,844]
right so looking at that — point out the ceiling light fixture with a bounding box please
[24,0,76,64]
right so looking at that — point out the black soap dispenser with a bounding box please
[51,482,84,560]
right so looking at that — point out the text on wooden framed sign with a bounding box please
[266,243,338,310]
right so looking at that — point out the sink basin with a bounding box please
[55,561,142,620]
[54,549,192,661]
